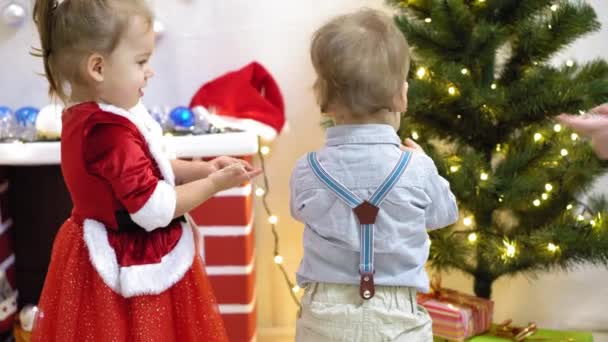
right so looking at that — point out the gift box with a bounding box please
[419,276,494,341]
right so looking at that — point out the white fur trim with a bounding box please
[130,180,176,232]
[83,219,195,298]
[192,106,278,141]
[0,254,14,272]
[97,102,175,186]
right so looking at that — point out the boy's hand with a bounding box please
[400,138,425,153]
[209,163,263,192]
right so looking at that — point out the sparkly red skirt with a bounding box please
[31,219,229,342]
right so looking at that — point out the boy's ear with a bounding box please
[85,53,105,83]
[394,81,409,112]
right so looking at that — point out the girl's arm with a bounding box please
[171,157,255,185]
[171,159,216,185]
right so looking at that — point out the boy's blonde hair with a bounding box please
[32,0,154,103]
[311,9,410,116]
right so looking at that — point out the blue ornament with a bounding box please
[169,106,194,128]
[15,107,39,126]
[0,106,11,118]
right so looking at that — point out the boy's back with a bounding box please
[291,124,458,293]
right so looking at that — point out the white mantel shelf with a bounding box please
[0,132,259,166]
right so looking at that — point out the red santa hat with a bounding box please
[189,62,285,141]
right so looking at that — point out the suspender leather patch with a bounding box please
[353,201,379,225]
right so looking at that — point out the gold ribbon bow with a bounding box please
[495,319,538,341]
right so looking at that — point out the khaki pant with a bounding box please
[296,283,433,342]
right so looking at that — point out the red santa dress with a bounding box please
[31,102,228,342]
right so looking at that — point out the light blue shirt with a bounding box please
[290,124,458,293]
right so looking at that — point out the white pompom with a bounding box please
[19,305,39,332]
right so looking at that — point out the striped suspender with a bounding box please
[307,151,412,300]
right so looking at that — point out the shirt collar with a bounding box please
[325,124,401,147]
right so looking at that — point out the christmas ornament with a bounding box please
[15,107,38,126]
[169,106,195,128]
[18,305,38,332]
[15,106,39,141]
[1,2,26,27]
[0,106,16,141]
[36,104,63,140]
[190,61,285,141]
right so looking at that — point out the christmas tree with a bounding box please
[388,0,608,298]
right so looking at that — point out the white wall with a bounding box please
[1,0,607,339]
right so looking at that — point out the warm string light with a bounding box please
[463,216,474,227]
[416,67,427,79]
[480,172,489,181]
[468,233,478,243]
[256,136,301,306]
[503,240,516,259]
[547,243,559,253]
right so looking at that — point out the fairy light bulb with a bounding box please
[560,149,568,157]
[491,83,497,90]
[504,241,516,258]
[551,4,558,11]
[274,255,284,264]
[268,215,278,224]
[424,17,432,23]
[545,183,553,192]
[542,193,549,200]
[463,216,474,227]
[590,220,597,226]
[566,60,574,67]
[448,86,457,95]
[480,172,489,181]
[461,68,469,75]
[412,131,419,140]
[255,187,266,197]
[260,146,271,155]
[468,233,478,243]
[292,285,301,293]
[533,199,541,207]
[553,124,562,132]
[566,204,573,210]
[571,133,579,141]
[450,166,460,173]
[534,133,543,142]
[577,215,585,221]
[547,243,558,252]
[416,67,427,79]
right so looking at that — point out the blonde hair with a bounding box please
[311,8,410,116]
[32,0,154,103]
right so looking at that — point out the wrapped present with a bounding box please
[419,275,494,341]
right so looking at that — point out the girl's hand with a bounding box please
[210,156,254,172]
[209,163,263,192]
[400,138,425,153]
